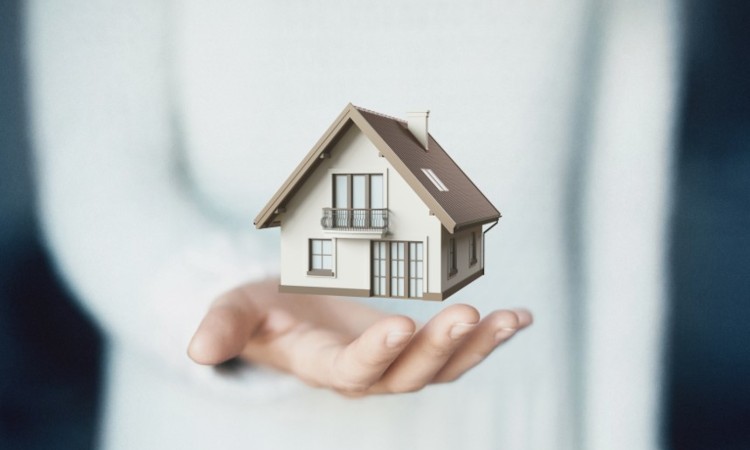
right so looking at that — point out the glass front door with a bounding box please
[371,241,423,298]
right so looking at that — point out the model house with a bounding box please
[254,104,501,300]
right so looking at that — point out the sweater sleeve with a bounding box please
[24,0,281,389]
[580,0,679,448]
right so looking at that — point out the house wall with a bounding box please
[279,125,443,297]
[440,224,485,296]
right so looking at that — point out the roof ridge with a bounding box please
[353,105,407,124]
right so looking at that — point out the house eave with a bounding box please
[451,213,502,233]
[253,104,358,229]
[255,104,500,234]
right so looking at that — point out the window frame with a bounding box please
[448,237,458,278]
[469,232,478,267]
[308,238,334,276]
[331,173,384,229]
[371,240,424,299]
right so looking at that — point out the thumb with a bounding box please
[188,286,265,365]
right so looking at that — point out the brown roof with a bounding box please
[254,104,500,233]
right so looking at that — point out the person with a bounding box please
[25,0,679,448]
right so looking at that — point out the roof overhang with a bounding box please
[254,104,498,233]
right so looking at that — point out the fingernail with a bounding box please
[494,328,517,343]
[449,323,476,340]
[386,331,413,348]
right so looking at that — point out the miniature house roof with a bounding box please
[254,104,501,233]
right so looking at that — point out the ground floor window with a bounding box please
[308,239,333,276]
[372,241,423,298]
[469,232,478,266]
[448,237,457,277]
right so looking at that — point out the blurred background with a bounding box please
[0,0,748,449]
[1,1,102,448]
[666,1,750,448]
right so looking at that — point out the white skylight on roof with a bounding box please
[421,168,449,192]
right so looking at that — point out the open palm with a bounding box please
[189,278,531,396]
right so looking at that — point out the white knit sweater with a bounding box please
[26,1,679,449]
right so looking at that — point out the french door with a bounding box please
[372,241,424,298]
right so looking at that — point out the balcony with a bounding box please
[321,208,389,234]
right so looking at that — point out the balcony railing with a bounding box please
[321,208,389,231]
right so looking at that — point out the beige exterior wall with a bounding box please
[279,125,443,297]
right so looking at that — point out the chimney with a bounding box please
[407,110,430,150]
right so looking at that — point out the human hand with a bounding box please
[188,278,532,396]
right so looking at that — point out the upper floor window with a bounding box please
[333,174,383,210]
[331,174,385,229]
